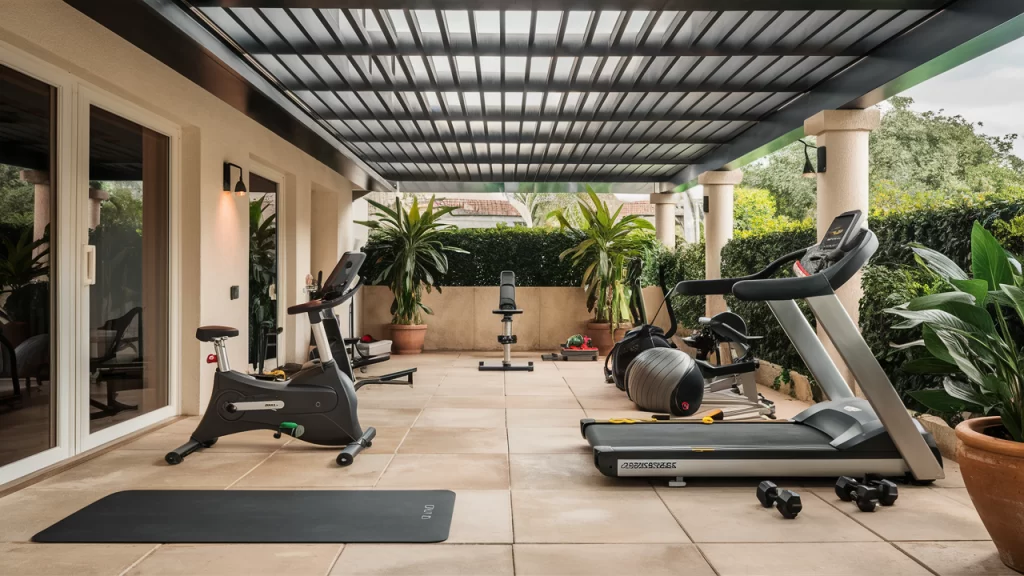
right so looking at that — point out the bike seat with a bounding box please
[196,326,239,342]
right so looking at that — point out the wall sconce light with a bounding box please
[800,140,826,178]
[223,162,247,196]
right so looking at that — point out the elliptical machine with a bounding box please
[165,252,376,467]
[605,258,676,389]
[682,312,774,419]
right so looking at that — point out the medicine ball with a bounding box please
[625,347,705,416]
[605,324,673,391]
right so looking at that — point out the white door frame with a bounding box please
[74,87,182,452]
[0,40,77,485]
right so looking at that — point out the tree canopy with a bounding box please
[741,96,1024,220]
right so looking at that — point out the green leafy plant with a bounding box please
[886,222,1024,442]
[248,196,277,363]
[0,228,48,297]
[549,187,655,329]
[357,196,467,325]
[0,228,49,325]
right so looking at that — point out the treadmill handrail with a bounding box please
[733,230,877,302]
[733,274,833,301]
[674,248,807,296]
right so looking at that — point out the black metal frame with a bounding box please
[67,0,1024,185]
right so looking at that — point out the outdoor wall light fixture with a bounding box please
[800,140,826,178]
[223,162,247,196]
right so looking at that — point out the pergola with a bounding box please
[69,0,1024,384]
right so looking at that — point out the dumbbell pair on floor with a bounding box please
[756,481,802,519]
[835,476,899,512]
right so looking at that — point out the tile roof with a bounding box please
[434,198,523,217]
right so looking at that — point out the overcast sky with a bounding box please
[902,36,1024,158]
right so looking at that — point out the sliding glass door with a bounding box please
[0,63,58,470]
[0,48,179,483]
[81,103,172,442]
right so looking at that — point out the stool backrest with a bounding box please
[498,271,516,310]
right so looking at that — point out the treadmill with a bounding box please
[581,210,945,483]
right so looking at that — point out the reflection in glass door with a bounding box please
[0,64,57,468]
[87,106,169,433]
[248,173,278,372]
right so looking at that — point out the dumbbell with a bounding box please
[868,479,899,506]
[835,477,899,511]
[756,480,802,519]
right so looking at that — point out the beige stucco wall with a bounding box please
[0,0,361,414]
[360,285,673,351]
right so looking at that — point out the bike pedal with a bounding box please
[275,422,305,439]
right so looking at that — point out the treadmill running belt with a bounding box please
[585,422,833,449]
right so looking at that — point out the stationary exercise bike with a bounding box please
[165,252,375,467]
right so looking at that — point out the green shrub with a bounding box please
[643,242,706,327]
[859,265,943,410]
[362,227,585,287]
[870,191,1024,268]
[719,224,817,370]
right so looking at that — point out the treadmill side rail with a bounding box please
[766,299,854,402]
[807,294,945,481]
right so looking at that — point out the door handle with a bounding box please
[84,244,96,285]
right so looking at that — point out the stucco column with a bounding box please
[804,109,880,397]
[19,169,51,261]
[698,169,743,318]
[649,191,677,248]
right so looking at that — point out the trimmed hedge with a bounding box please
[871,193,1024,269]
[859,266,943,410]
[642,242,705,327]
[362,227,586,287]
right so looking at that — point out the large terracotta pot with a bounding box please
[955,416,1024,572]
[587,322,629,356]
[389,324,428,355]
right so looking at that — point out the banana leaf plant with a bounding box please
[886,222,1024,442]
[356,196,467,325]
[548,187,656,330]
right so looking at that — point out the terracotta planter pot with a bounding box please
[586,322,630,356]
[389,324,428,355]
[955,416,1024,572]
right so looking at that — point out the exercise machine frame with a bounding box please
[479,271,534,372]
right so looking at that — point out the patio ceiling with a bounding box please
[67,0,1024,191]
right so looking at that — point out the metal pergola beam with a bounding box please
[337,133,726,144]
[190,1,948,10]
[319,110,762,122]
[280,77,810,92]
[357,151,710,163]
[672,0,1024,185]
[246,44,867,59]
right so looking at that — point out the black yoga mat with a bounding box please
[33,490,456,543]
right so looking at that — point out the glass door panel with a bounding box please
[87,106,169,433]
[0,64,57,468]
[248,173,278,372]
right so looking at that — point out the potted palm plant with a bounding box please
[886,222,1024,572]
[550,188,655,355]
[357,196,466,354]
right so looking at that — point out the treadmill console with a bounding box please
[798,210,864,276]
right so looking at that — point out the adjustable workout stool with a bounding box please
[479,271,534,372]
